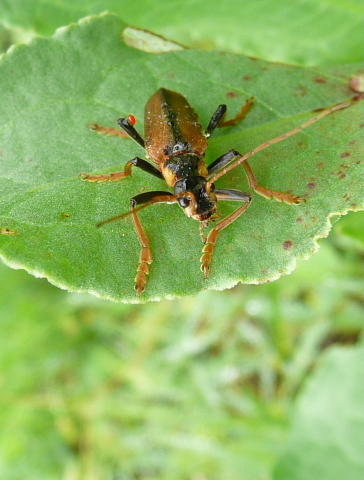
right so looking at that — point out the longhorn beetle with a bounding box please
[80,88,351,295]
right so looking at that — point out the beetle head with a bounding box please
[174,177,217,222]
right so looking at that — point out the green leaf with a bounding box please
[0,0,362,65]
[0,14,362,302]
[114,0,364,65]
[332,211,364,252]
[274,344,364,480]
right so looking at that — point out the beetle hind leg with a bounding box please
[218,97,255,128]
[88,123,130,138]
[205,97,255,137]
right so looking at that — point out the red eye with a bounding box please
[127,114,137,125]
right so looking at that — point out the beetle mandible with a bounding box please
[80,88,350,294]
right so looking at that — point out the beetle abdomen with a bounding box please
[145,88,208,164]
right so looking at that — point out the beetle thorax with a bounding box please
[162,153,208,185]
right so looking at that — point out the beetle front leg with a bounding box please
[130,205,153,295]
[200,190,251,277]
[126,191,179,294]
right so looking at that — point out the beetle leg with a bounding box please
[242,160,305,204]
[208,100,352,185]
[199,222,207,244]
[118,117,145,148]
[207,149,238,176]
[79,157,164,182]
[207,148,304,204]
[88,123,130,138]
[96,191,178,294]
[130,205,152,295]
[88,115,145,146]
[130,192,182,294]
[218,97,254,127]
[200,190,251,277]
[205,97,254,137]
[205,104,227,137]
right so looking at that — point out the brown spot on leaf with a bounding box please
[296,217,303,223]
[283,240,293,250]
[314,77,327,84]
[340,152,351,158]
[243,75,251,81]
[226,91,238,98]
[349,140,356,145]
[317,162,325,168]
[294,86,307,97]
[339,173,346,179]
[307,182,316,189]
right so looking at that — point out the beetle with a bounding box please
[80,88,350,294]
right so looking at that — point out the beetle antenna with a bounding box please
[97,210,134,227]
[209,99,352,183]
[97,193,180,227]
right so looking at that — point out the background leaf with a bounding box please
[0,5,363,479]
[332,207,364,251]
[274,344,364,480]
[0,0,363,65]
[0,13,362,302]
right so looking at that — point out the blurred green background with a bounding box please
[0,1,363,479]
